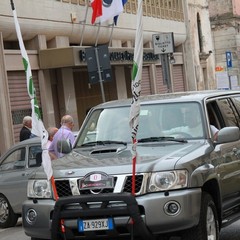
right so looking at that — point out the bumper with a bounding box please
[22,188,201,239]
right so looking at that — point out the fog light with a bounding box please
[164,201,181,216]
[26,209,37,224]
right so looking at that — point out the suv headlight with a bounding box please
[148,170,188,192]
[27,180,52,198]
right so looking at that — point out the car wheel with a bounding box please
[0,194,18,228]
[181,192,219,240]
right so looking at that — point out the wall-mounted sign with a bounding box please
[80,49,159,64]
[152,32,174,54]
[215,66,224,72]
[216,71,229,90]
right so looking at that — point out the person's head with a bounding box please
[23,116,32,129]
[61,115,74,130]
[47,127,58,141]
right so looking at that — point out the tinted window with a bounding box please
[28,146,42,167]
[76,102,205,146]
[231,96,240,125]
[217,98,239,127]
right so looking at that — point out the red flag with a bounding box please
[91,0,102,24]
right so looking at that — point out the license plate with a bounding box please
[78,218,114,232]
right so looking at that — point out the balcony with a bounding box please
[0,0,186,46]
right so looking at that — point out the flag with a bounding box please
[11,0,53,181]
[113,0,127,25]
[129,0,143,144]
[129,0,143,194]
[91,0,102,24]
[100,0,124,23]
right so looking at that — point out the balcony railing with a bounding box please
[59,0,184,22]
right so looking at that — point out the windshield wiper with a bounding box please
[138,136,188,143]
[81,140,127,147]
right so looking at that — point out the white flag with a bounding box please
[129,0,143,152]
[12,3,53,180]
[100,0,124,23]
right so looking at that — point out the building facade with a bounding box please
[0,0,216,154]
[184,0,215,91]
[209,0,240,89]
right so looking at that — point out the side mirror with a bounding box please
[217,126,240,144]
[57,139,72,154]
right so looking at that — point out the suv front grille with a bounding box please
[55,180,72,197]
[124,175,143,193]
[55,175,144,197]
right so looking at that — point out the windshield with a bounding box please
[75,102,205,147]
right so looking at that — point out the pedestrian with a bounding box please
[46,127,58,149]
[19,116,32,141]
[48,115,75,160]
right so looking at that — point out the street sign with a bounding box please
[226,51,232,68]
[85,45,112,84]
[152,32,174,54]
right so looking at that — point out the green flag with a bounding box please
[11,1,53,180]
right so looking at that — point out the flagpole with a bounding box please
[108,22,114,46]
[95,22,101,46]
[129,0,143,195]
[79,0,89,46]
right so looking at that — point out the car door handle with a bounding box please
[22,172,30,177]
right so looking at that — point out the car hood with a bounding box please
[36,140,210,178]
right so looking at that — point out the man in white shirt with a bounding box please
[163,109,204,138]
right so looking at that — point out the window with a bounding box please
[28,146,42,167]
[1,148,26,171]
[197,13,203,52]
[231,96,240,125]
[217,98,239,127]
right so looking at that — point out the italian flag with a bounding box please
[11,0,53,181]
[129,0,143,194]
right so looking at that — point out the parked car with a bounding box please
[23,90,240,240]
[0,137,42,228]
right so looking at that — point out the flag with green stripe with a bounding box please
[11,1,53,180]
[129,0,143,148]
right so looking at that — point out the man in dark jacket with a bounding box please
[19,116,32,141]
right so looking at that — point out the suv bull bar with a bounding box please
[51,193,155,240]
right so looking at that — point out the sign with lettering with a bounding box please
[152,32,174,54]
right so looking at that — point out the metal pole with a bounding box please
[108,22,115,46]
[79,1,89,46]
[160,54,171,92]
[95,23,101,47]
[227,69,232,90]
[95,47,106,102]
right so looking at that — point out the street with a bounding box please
[0,218,239,240]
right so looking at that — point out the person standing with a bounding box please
[19,116,32,141]
[46,127,58,149]
[48,115,75,160]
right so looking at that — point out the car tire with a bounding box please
[0,194,18,228]
[181,192,219,240]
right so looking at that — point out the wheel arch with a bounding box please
[202,179,222,229]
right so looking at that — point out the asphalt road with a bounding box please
[0,218,239,240]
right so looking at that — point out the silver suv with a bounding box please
[22,91,240,240]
